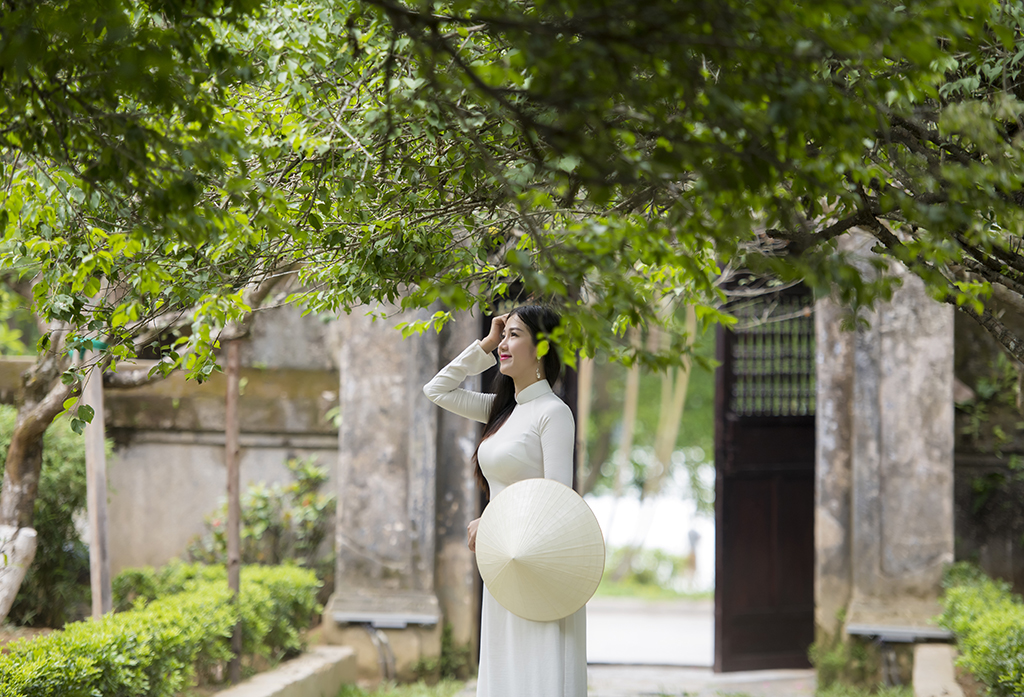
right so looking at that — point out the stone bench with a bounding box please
[215,646,356,697]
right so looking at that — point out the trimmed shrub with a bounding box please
[0,564,320,696]
[114,562,320,659]
[0,585,234,697]
[940,562,1024,696]
[112,560,225,611]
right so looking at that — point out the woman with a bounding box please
[422,305,585,697]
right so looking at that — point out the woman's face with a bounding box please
[497,313,539,382]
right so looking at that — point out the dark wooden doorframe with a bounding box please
[714,287,816,672]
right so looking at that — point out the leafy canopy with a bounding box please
[357,0,1024,362]
[8,0,1024,381]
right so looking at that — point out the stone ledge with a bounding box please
[115,430,338,449]
[913,644,964,697]
[328,589,441,629]
[215,646,356,697]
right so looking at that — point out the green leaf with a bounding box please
[77,405,95,425]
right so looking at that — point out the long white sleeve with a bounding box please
[537,401,576,487]
[423,340,497,423]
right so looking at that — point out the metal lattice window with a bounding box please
[730,295,815,417]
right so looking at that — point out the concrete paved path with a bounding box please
[459,666,816,697]
[586,597,714,667]
[586,665,816,697]
[459,596,816,696]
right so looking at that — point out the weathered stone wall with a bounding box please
[815,238,954,637]
[105,432,336,573]
[241,304,337,372]
[0,356,34,406]
[105,366,338,435]
[104,304,340,573]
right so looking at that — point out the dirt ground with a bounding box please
[0,626,53,652]
[956,665,985,697]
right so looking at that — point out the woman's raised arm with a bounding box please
[423,341,497,423]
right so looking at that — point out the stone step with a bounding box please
[913,644,964,697]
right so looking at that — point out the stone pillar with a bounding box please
[323,306,443,681]
[815,238,955,638]
[815,297,855,638]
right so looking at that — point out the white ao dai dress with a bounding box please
[423,340,587,697]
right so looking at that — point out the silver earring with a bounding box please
[536,363,542,380]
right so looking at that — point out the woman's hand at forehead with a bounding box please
[480,314,508,354]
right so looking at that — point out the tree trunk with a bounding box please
[610,310,697,581]
[615,344,642,494]
[1,422,46,529]
[0,526,37,620]
[580,356,614,496]
[606,329,642,580]
[574,356,594,492]
[0,352,75,623]
[646,305,698,500]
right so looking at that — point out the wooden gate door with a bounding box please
[714,288,816,672]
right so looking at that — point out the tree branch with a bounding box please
[765,208,873,254]
[955,300,1024,365]
[955,249,1024,301]
[221,262,302,342]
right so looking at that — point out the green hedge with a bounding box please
[112,560,229,610]
[940,563,1024,696]
[0,564,320,697]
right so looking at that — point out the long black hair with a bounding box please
[472,305,563,499]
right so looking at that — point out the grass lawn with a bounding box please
[816,686,912,697]
[338,680,465,697]
[594,577,713,602]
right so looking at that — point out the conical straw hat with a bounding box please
[475,478,605,622]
